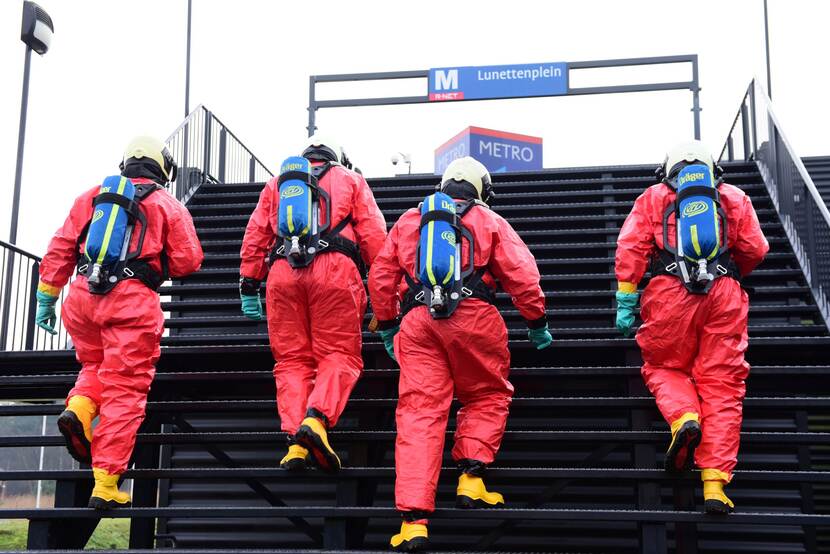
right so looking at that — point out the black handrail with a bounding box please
[1,106,273,352]
[165,105,273,204]
[0,238,41,260]
[720,79,830,330]
[0,240,71,351]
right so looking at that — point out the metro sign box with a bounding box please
[435,127,543,175]
[429,62,568,102]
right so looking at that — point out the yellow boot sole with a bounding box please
[665,420,701,473]
[57,410,91,464]
[390,523,429,552]
[88,495,131,510]
[704,498,734,514]
[295,418,341,473]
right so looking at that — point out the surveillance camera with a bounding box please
[391,155,400,165]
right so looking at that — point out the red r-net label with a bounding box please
[429,92,465,101]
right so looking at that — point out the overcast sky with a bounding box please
[0,0,827,255]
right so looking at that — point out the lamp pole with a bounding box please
[763,0,772,98]
[184,0,192,116]
[8,45,33,246]
[2,1,53,350]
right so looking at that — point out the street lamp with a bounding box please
[9,1,54,244]
[1,1,53,350]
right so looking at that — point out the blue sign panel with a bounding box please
[435,127,543,174]
[429,62,568,102]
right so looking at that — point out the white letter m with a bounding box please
[435,69,459,91]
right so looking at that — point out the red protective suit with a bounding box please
[39,177,203,475]
[368,201,546,513]
[616,181,769,479]
[240,163,386,435]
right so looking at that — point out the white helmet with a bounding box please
[302,134,342,164]
[440,156,494,204]
[662,140,715,181]
[121,135,177,182]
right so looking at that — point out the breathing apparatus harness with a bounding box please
[401,194,496,320]
[267,162,364,274]
[650,162,741,294]
[76,182,167,294]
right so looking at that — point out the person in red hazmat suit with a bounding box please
[35,136,203,509]
[368,156,552,551]
[615,141,768,514]
[239,135,386,473]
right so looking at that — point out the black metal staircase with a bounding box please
[1,161,829,553]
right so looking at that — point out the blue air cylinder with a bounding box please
[676,163,720,263]
[418,192,459,309]
[84,175,136,284]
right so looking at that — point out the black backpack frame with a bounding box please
[652,181,739,295]
[402,200,494,319]
[76,183,167,295]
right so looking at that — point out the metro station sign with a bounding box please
[428,62,568,102]
[435,126,543,174]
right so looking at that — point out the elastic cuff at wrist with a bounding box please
[617,281,637,294]
[37,281,60,298]
[239,276,261,296]
[525,315,548,330]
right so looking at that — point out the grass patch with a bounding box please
[0,518,130,550]
[0,520,27,550]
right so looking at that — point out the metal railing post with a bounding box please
[24,260,38,349]
[249,156,256,182]
[749,83,758,156]
[203,111,212,183]
[308,75,317,137]
[691,55,701,140]
[727,136,734,161]
[218,128,227,183]
[740,102,750,160]
[181,120,190,202]
[0,251,16,350]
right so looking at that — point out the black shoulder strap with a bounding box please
[133,183,162,201]
[456,200,477,218]
[75,220,92,259]
[327,214,352,237]
[77,182,159,262]
[312,163,333,181]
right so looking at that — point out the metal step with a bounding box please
[188,181,769,207]
[193,208,783,231]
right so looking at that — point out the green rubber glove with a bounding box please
[240,293,264,321]
[528,325,553,350]
[378,326,400,362]
[615,291,640,337]
[35,291,58,335]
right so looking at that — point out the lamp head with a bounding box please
[20,1,54,55]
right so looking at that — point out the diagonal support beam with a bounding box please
[172,416,322,545]
[475,442,619,549]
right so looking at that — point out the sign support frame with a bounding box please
[307,55,701,140]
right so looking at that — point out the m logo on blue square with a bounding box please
[429,62,568,102]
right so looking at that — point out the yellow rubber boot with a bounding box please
[295,416,341,473]
[57,395,97,464]
[665,412,701,473]
[390,521,429,552]
[702,469,734,514]
[456,473,505,508]
[88,468,131,510]
[280,444,309,471]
